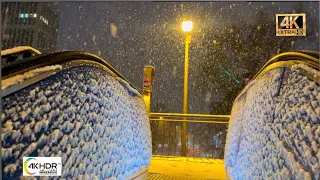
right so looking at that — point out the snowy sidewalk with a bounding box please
[148,156,226,180]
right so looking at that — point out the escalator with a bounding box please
[225,51,320,179]
[2,47,152,179]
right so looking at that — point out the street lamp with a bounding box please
[182,21,193,32]
[181,20,193,157]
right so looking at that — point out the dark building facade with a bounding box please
[1,2,59,53]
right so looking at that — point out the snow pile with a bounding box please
[2,65,62,89]
[225,66,320,179]
[2,66,152,180]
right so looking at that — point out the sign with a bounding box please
[143,65,155,92]
[23,157,62,176]
[143,65,155,114]
[144,78,151,87]
[276,13,306,36]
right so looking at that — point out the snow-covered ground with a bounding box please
[148,156,226,179]
[225,65,320,179]
[2,66,152,179]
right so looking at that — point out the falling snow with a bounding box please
[51,1,319,114]
[1,3,319,178]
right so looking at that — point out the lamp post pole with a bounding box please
[182,32,191,157]
[181,20,193,157]
[182,26,193,158]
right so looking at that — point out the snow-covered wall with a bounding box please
[2,66,152,179]
[225,65,320,180]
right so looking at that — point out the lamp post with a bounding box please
[181,20,193,157]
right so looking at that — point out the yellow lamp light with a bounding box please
[182,21,193,32]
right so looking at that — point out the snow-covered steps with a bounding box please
[2,65,152,179]
[148,156,226,179]
[148,173,205,180]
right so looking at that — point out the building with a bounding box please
[1,2,59,53]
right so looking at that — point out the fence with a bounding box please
[149,113,230,159]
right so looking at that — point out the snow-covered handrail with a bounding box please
[2,51,140,96]
[252,51,319,82]
[1,46,41,56]
[234,51,320,105]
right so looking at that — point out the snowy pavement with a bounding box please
[148,156,226,179]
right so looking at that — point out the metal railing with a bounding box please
[150,113,230,159]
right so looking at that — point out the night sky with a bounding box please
[54,2,319,114]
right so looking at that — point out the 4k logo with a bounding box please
[23,157,62,176]
[276,13,306,36]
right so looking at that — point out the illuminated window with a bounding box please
[19,14,24,18]
[25,14,29,18]
[33,14,37,18]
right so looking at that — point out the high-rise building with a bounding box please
[1,2,59,53]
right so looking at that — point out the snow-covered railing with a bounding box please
[2,51,151,179]
[1,46,41,56]
[150,112,229,158]
[2,51,140,97]
[225,51,320,179]
[1,46,42,68]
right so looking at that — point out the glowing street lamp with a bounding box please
[182,21,193,32]
[181,20,193,157]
